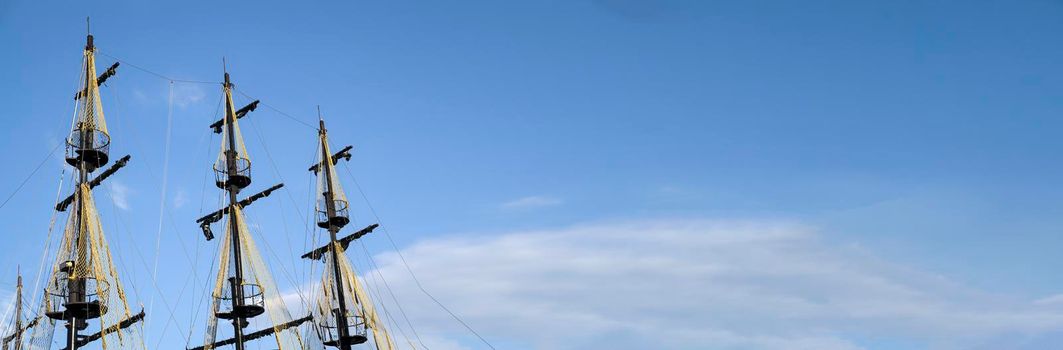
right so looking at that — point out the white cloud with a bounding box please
[132,88,149,103]
[108,180,132,210]
[173,84,206,108]
[173,189,188,209]
[355,219,1063,350]
[500,195,563,210]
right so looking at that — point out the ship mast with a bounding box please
[3,268,42,350]
[69,34,93,350]
[301,116,398,349]
[42,27,145,350]
[318,118,354,350]
[65,33,103,350]
[221,71,250,350]
[191,70,309,350]
[3,270,23,350]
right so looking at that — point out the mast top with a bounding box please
[223,58,231,88]
[317,106,327,133]
[85,17,94,50]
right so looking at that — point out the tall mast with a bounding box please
[3,269,30,350]
[222,71,249,350]
[45,27,145,350]
[300,116,395,348]
[13,270,21,350]
[191,70,309,350]
[67,32,102,350]
[318,118,353,350]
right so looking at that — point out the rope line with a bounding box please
[233,88,318,130]
[341,163,497,350]
[109,203,190,342]
[355,239,428,349]
[110,74,209,347]
[92,51,323,134]
[0,142,62,211]
[27,168,67,321]
[96,51,220,85]
[146,80,175,337]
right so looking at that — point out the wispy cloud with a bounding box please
[173,189,188,209]
[364,219,1063,349]
[108,180,132,210]
[500,195,563,210]
[132,88,149,103]
[173,84,206,108]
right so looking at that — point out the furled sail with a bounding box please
[312,245,396,350]
[303,119,396,350]
[192,72,307,350]
[201,207,305,350]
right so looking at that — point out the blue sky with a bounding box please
[3,0,1063,349]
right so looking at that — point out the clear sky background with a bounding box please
[3,0,1063,349]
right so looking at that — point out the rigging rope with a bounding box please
[0,143,62,211]
[349,237,422,350]
[109,75,212,348]
[333,212,419,349]
[233,88,317,131]
[107,79,194,348]
[27,168,68,320]
[342,163,497,350]
[147,80,175,339]
[26,61,88,314]
[244,115,312,286]
[339,208,424,349]
[108,205,189,342]
[96,51,219,85]
[302,142,320,304]
[355,239,427,349]
[188,101,222,348]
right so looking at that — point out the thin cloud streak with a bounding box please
[108,180,132,211]
[500,195,563,210]
[360,219,1063,349]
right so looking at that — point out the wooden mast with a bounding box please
[318,117,354,350]
[221,71,249,350]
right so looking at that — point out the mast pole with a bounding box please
[65,32,97,350]
[13,269,21,350]
[319,118,353,350]
[222,72,248,350]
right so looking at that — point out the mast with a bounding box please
[70,33,89,350]
[318,118,353,350]
[66,32,101,350]
[3,268,40,350]
[222,71,249,350]
[12,271,21,350]
[192,70,309,350]
[42,27,145,350]
[301,117,400,349]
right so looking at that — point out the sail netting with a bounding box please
[67,44,111,171]
[17,303,53,350]
[213,89,252,189]
[201,206,304,350]
[2,314,41,350]
[23,184,146,350]
[306,243,396,350]
[314,135,349,229]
